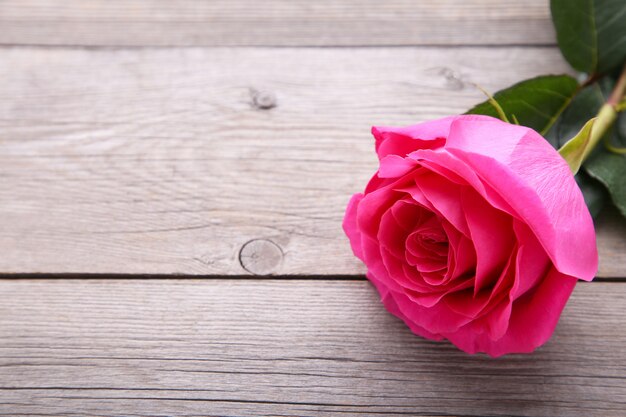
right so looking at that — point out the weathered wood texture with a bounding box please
[2,46,624,276]
[0,279,624,417]
[0,0,554,47]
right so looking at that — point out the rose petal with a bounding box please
[361,236,405,294]
[378,203,413,259]
[409,148,515,215]
[443,251,515,319]
[376,286,445,341]
[405,276,474,308]
[444,224,476,281]
[442,267,577,356]
[390,199,425,231]
[413,171,470,236]
[511,220,551,299]
[342,193,365,261]
[372,117,454,159]
[460,187,514,294]
[482,300,513,341]
[379,155,419,178]
[368,272,443,340]
[387,285,476,334]
[444,116,597,281]
[356,183,400,240]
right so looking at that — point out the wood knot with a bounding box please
[438,67,465,90]
[251,90,277,110]
[424,67,465,91]
[239,239,283,275]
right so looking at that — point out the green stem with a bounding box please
[473,83,510,123]
[558,63,626,174]
[584,104,617,162]
[608,62,626,107]
[578,63,626,165]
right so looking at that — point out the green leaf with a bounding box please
[585,112,626,218]
[550,0,626,75]
[545,83,605,149]
[466,75,579,136]
[586,151,626,217]
[549,83,606,148]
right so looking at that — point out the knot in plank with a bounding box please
[239,238,283,275]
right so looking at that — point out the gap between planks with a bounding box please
[0,275,625,282]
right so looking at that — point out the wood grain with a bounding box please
[1,46,623,276]
[0,279,624,417]
[0,0,554,47]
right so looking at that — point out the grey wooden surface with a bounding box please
[0,1,625,417]
[1,46,625,277]
[0,280,625,417]
[0,0,554,46]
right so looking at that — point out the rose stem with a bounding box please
[608,62,626,107]
[578,62,626,164]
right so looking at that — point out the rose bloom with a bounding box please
[343,115,597,356]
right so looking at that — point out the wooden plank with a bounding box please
[1,46,624,277]
[0,0,554,47]
[0,279,624,416]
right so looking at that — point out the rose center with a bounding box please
[404,216,449,283]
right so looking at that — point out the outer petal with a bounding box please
[370,272,444,341]
[372,116,454,159]
[385,285,476,334]
[379,155,419,178]
[444,116,597,281]
[342,193,365,261]
[442,267,577,357]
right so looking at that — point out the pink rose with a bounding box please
[343,115,598,356]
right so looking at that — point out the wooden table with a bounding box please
[1,2,625,416]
